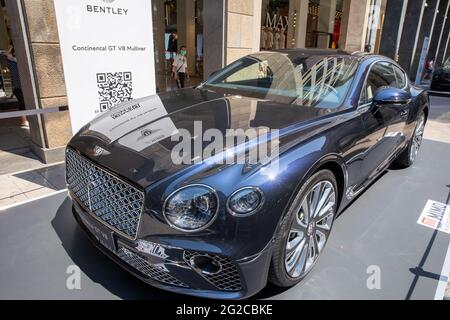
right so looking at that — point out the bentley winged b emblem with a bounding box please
[93,146,106,157]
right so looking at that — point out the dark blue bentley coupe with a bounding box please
[66,49,429,299]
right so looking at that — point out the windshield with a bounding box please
[202,52,359,109]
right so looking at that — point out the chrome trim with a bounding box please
[189,255,223,276]
[226,186,265,217]
[66,147,145,241]
[116,246,188,287]
[357,103,371,114]
[379,98,412,105]
[236,238,273,264]
[162,184,220,233]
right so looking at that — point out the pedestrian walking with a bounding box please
[172,46,189,89]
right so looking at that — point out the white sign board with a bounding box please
[417,200,450,234]
[54,0,156,134]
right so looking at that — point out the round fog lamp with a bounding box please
[190,255,222,275]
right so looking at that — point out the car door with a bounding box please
[358,61,409,181]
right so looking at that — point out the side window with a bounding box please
[393,65,406,88]
[359,62,397,105]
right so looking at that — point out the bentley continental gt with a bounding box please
[66,49,429,299]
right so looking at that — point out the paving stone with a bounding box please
[10,171,55,193]
[0,194,27,208]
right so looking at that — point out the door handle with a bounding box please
[400,109,408,118]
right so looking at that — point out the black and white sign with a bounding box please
[417,200,450,234]
[54,0,156,134]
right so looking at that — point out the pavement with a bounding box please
[0,163,66,208]
[0,117,67,207]
[0,94,448,300]
[0,118,49,177]
[423,95,450,144]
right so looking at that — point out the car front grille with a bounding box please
[66,148,144,239]
[117,247,187,287]
[183,251,242,291]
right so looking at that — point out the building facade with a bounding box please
[2,0,449,164]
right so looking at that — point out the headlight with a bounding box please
[227,187,264,216]
[163,185,219,232]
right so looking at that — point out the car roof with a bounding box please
[267,48,382,62]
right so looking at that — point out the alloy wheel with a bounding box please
[284,180,336,278]
[410,113,425,163]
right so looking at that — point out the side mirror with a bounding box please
[372,87,412,106]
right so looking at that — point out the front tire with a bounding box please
[394,111,425,168]
[268,170,337,287]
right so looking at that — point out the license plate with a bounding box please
[79,212,116,252]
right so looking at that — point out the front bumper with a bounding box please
[72,199,273,299]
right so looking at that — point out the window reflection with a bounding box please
[203,52,358,109]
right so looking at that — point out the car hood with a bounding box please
[68,88,335,188]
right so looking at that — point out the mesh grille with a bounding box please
[117,247,187,287]
[66,148,144,239]
[184,251,242,291]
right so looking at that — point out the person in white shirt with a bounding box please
[172,46,189,88]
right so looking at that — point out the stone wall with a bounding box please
[339,0,370,52]
[6,0,72,162]
[226,0,261,64]
[203,0,262,78]
[22,0,72,150]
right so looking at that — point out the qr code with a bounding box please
[97,72,133,112]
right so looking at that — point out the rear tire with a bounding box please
[394,111,425,168]
[268,170,337,287]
